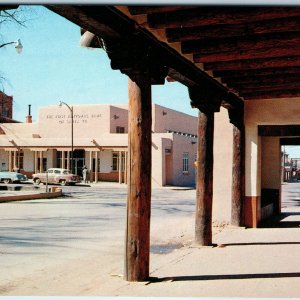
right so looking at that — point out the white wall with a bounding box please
[261,137,281,190]
[213,107,233,223]
[100,150,113,173]
[0,151,8,171]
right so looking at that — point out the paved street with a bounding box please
[0,182,300,296]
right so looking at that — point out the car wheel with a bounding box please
[60,180,67,186]
[3,179,11,184]
[34,178,41,185]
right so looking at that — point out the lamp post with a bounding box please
[0,39,23,53]
[59,101,74,174]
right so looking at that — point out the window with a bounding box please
[116,126,125,133]
[12,150,24,169]
[112,152,118,171]
[183,152,189,173]
[112,152,125,171]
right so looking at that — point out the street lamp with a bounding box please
[0,39,23,54]
[59,101,74,174]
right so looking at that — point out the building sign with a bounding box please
[46,113,102,124]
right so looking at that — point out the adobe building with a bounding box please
[0,103,198,187]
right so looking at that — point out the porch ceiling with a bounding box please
[48,5,300,107]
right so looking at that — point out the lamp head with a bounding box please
[15,39,23,54]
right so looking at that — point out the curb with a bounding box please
[0,187,63,203]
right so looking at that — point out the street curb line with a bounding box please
[0,188,62,203]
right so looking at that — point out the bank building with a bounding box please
[0,103,198,187]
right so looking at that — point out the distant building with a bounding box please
[0,103,198,187]
[0,91,19,124]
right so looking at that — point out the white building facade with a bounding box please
[0,103,198,187]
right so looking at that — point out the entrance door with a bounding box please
[74,158,85,176]
[165,154,173,185]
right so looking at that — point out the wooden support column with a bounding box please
[229,108,245,227]
[125,77,152,282]
[189,85,224,246]
[195,110,215,245]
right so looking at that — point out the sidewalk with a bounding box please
[87,219,299,298]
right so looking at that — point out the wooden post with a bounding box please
[195,110,214,246]
[231,125,245,226]
[125,77,152,281]
[228,108,245,227]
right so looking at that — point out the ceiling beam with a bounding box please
[182,31,300,55]
[166,16,300,42]
[213,67,300,78]
[224,73,300,85]
[128,6,197,15]
[204,56,300,71]
[147,7,300,29]
[194,45,300,63]
[242,89,300,100]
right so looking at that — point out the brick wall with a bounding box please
[0,91,13,119]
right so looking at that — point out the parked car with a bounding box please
[32,168,81,186]
[0,171,28,184]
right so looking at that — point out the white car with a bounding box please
[32,168,81,186]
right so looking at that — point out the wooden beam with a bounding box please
[242,89,300,100]
[228,83,300,93]
[147,7,300,29]
[182,31,300,55]
[224,73,300,85]
[194,45,300,63]
[128,6,198,15]
[125,77,152,282]
[259,125,300,136]
[166,16,300,42]
[214,67,300,79]
[281,137,300,145]
[195,110,214,246]
[204,56,300,71]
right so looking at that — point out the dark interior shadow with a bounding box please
[260,211,300,228]
[148,272,300,283]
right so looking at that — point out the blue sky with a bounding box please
[0,5,196,122]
